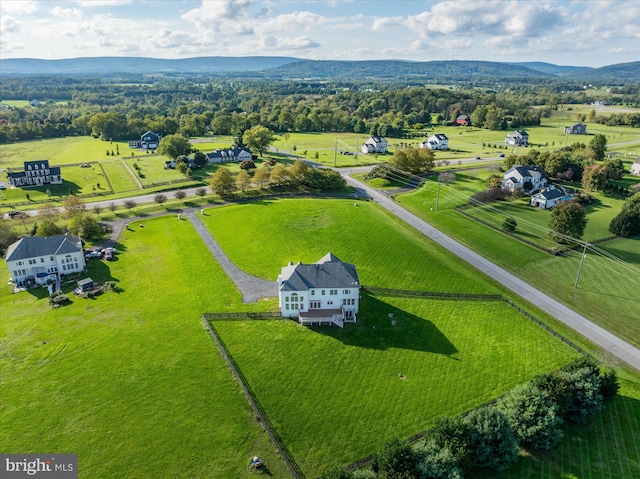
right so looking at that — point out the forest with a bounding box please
[0,76,639,144]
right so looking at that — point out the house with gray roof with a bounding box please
[530,186,573,209]
[205,148,252,164]
[505,130,529,146]
[7,160,62,188]
[421,133,449,150]
[277,253,360,328]
[564,122,587,135]
[128,130,161,149]
[501,165,548,194]
[361,135,388,154]
[4,234,85,287]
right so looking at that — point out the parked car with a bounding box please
[101,247,116,255]
[475,156,481,160]
[8,210,22,219]
[103,252,113,261]
[0,184,6,190]
[499,153,505,158]
[85,251,102,259]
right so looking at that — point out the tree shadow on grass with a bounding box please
[310,293,457,356]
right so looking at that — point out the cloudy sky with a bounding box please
[1,0,638,67]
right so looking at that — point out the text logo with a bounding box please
[1,455,77,479]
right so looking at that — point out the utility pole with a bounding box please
[334,139,337,168]
[574,241,589,289]
[435,181,441,212]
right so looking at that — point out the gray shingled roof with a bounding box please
[5,234,82,262]
[279,253,360,292]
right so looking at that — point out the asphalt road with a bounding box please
[340,170,640,372]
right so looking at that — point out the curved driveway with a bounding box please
[341,171,640,372]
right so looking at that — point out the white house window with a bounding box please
[311,290,315,296]
[321,290,325,295]
[40,258,45,263]
[50,256,54,261]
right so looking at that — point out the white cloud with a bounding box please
[50,7,83,19]
[254,11,324,34]
[72,0,133,6]
[372,17,404,32]
[1,1,37,15]
[0,15,21,33]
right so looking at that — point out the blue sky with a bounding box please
[1,1,638,67]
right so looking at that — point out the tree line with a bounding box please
[2,77,637,144]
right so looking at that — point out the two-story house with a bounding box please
[5,234,85,287]
[361,136,388,154]
[7,160,62,188]
[505,130,529,146]
[564,123,587,135]
[277,253,360,328]
[501,165,548,194]
[420,133,449,150]
[128,130,162,149]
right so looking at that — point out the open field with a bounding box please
[200,198,499,293]
[396,176,640,349]
[0,215,288,479]
[213,294,578,476]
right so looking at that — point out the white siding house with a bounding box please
[505,130,529,146]
[277,253,360,328]
[631,160,640,176]
[564,123,587,135]
[205,148,252,164]
[361,136,388,154]
[4,234,85,287]
[501,165,548,194]
[530,187,573,209]
[420,134,449,150]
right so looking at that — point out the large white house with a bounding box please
[361,135,388,154]
[4,234,85,287]
[505,130,529,146]
[205,148,252,164]
[277,253,360,328]
[420,133,449,150]
[501,165,548,194]
[631,159,640,176]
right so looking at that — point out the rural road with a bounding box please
[340,170,640,372]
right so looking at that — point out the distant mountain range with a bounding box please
[1,56,638,83]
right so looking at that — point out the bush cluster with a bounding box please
[322,357,618,479]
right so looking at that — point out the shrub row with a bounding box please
[323,357,618,479]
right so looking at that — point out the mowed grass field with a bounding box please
[200,198,498,293]
[0,215,289,479]
[213,294,578,476]
[396,177,640,349]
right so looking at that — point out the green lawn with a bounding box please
[396,177,640,349]
[99,159,140,193]
[213,294,578,477]
[0,215,288,478]
[200,198,499,294]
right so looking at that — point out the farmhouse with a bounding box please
[501,165,548,194]
[361,135,388,154]
[277,253,360,328]
[564,122,587,135]
[205,148,252,164]
[420,133,449,150]
[4,234,85,287]
[128,130,161,149]
[530,186,573,209]
[455,115,472,126]
[631,159,640,176]
[505,130,529,146]
[7,160,62,188]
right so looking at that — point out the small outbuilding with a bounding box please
[77,277,94,292]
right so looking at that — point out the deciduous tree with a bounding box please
[242,125,275,157]
[235,170,251,192]
[157,134,191,159]
[210,167,235,197]
[549,200,587,243]
[388,148,434,174]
